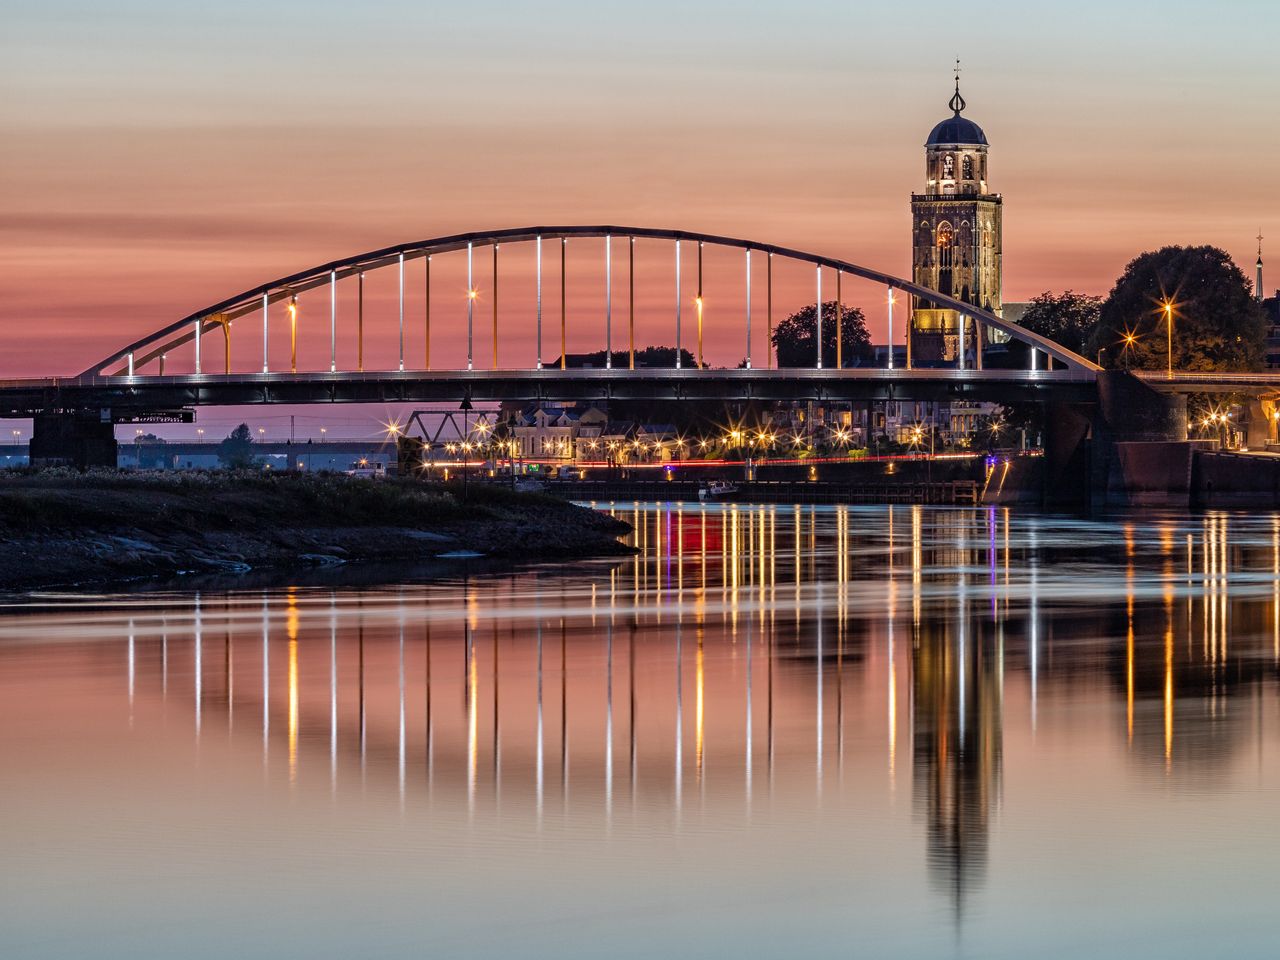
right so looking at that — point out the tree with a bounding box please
[1087,246,1266,372]
[550,346,701,369]
[771,301,873,369]
[1019,291,1102,356]
[217,423,256,469]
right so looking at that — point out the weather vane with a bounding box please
[949,58,965,114]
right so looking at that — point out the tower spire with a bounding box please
[1257,229,1265,302]
[949,59,966,115]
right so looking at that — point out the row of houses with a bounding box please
[496,398,1005,462]
[499,404,679,461]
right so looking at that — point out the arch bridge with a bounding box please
[2,226,1109,415]
[2,225,1274,465]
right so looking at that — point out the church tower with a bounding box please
[909,71,1002,366]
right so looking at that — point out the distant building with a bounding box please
[1263,290,1280,370]
[1001,302,1031,327]
[501,403,607,460]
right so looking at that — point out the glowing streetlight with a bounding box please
[1161,299,1174,378]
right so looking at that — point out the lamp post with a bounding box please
[1163,300,1174,379]
[1121,331,1137,370]
[460,397,473,500]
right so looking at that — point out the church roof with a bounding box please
[925,77,988,146]
[926,115,988,147]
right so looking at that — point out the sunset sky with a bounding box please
[3,0,1277,386]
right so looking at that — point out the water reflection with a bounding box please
[3,504,1280,954]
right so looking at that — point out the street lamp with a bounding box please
[1162,300,1174,378]
[1120,330,1138,370]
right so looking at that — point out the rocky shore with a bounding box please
[0,470,633,592]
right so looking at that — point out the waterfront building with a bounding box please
[502,403,607,460]
[1263,289,1280,370]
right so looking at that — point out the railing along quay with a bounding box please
[547,479,980,506]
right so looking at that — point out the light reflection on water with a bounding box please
[2,504,1280,959]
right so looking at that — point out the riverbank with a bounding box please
[0,470,632,592]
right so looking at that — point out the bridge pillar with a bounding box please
[1041,373,1190,508]
[1096,371,1188,442]
[1041,402,1094,508]
[1243,398,1276,449]
[30,412,118,469]
[1090,372,1192,507]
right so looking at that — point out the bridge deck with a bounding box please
[0,368,1103,416]
[0,368,1271,418]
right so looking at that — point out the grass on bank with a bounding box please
[0,469,615,536]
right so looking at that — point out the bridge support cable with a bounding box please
[330,269,337,373]
[906,296,913,370]
[559,239,566,370]
[261,293,269,373]
[605,235,612,369]
[815,266,822,369]
[628,237,635,371]
[767,252,773,370]
[697,241,704,369]
[675,241,682,369]
[957,314,966,372]
[289,294,298,374]
[887,287,896,370]
[535,237,542,370]
[398,252,405,372]
[975,318,984,371]
[424,256,431,372]
[745,249,752,370]
[466,242,474,371]
[492,244,500,370]
[194,318,201,375]
[836,270,842,370]
[358,271,366,373]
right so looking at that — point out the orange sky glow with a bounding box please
[2,1,1276,381]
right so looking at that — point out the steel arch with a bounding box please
[86,225,1100,377]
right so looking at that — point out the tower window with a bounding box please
[943,154,955,179]
[937,222,954,296]
[962,155,974,180]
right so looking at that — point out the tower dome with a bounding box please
[926,115,988,147]
[925,80,988,146]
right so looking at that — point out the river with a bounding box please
[3,503,1279,958]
